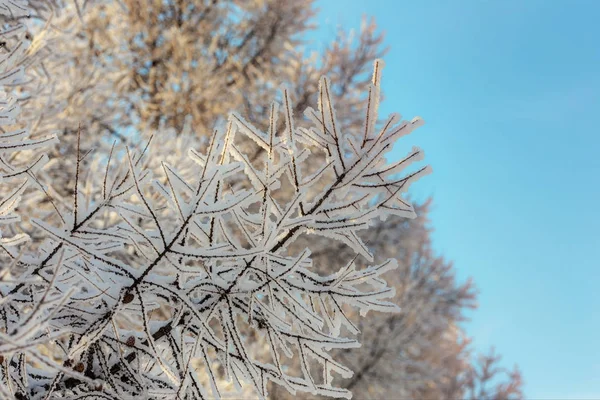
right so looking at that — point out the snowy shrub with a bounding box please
[0,1,433,399]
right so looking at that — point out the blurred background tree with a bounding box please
[19,0,523,398]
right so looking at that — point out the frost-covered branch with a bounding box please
[0,2,524,399]
[0,28,432,397]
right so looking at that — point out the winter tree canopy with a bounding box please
[0,1,522,399]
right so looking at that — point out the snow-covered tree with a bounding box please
[21,0,382,141]
[1,1,523,399]
[2,23,429,396]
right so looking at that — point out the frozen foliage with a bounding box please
[0,4,431,393]
[0,1,523,399]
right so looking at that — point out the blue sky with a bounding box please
[313,0,600,398]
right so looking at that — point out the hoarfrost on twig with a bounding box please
[0,2,431,398]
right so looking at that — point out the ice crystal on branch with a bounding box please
[0,2,431,397]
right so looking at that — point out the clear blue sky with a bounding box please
[313,1,600,398]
